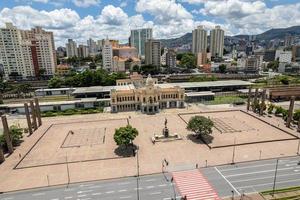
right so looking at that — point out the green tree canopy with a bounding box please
[187,116,214,138]
[48,76,64,88]
[218,64,227,73]
[267,60,279,71]
[114,125,139,148]
[180,53,196,69]
[140,65,160,75]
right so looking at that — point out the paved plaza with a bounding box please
[0,105,300,193]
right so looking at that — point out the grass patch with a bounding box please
[203,95,247,105]
[41,107,104,117]
[261,186,300,200]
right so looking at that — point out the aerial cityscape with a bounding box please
[1,0,300,200]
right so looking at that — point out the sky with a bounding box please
[1,0,300,47]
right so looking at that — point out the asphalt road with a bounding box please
[202,156,300,198]
[0,173,181,200]
[1,156,300,200]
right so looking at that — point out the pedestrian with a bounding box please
[196,163,198,168]
[19,153,21,159]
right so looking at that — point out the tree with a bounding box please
[48,76,64,88]
[219,64,227,73]
[180,53,196,69]
[293,110,300,121]
[187,116,214,139]
[140,64,160,75]
[89,62,97,70]
[267,61,279,71]
[114,125,139,149]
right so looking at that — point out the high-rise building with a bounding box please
[210,26,225,58]
[66,39,78,58]
[0,23,56,80]
[78,45,89,58]
[161,48,168,66]
[102,39,113,71]
[292,45,300,62]
[22,27,57,77]
[166,49,177,68]
[192,25,207,54]
[145,39,161,66]
[87,38,97,56]
[130,28,152,57]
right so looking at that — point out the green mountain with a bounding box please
[159,26,300,48]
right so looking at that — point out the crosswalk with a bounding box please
[172,169,221,200]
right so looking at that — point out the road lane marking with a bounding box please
[150,191,161,195]
[225,166,300,178]
[77,190,93,194]
[106,191,115,194]
[64,196,73,199]
[145,179,156,182]
[118,189,127,192]
[158,184,167,187]
[214,167,240,196]
[91,192,102,196]
[118,182,130,185]
[88,185,102,189]
[32,193,45,196]
[77,194,87,198]
[219,160,299,172]
[120,196,132,199]
[230,172,300,183]
[238,178,300,189]
[146,186,154,189]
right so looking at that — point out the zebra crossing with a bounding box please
[172,169,221,200]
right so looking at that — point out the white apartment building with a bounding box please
[87,38,97,56]
[102,39,113,71]
[66,39,78,58]
[0,23,35,79]
[275,49,292,63]
[0,23,56,80]
[210,26,225,58]
[145,39,161,66]
[192,25,207,54]
[78,45,89,58]
[161,47,168,65]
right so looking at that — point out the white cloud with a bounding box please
[98,5,128,25]
[72,0,100,8]
[201,0,266,19]
[136,0,192,24]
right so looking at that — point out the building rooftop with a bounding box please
[72,80,252,94]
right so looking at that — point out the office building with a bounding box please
[192,25,207,54]
[66,39,78,58]
[275,50,292,63]
[145,39,161,66]
[210,26,225,58]
[102,39,113,71]
[197,52,211,66]
[130,28,152,57]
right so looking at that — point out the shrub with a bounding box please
[268,104,275,114]
[293,110,300,121]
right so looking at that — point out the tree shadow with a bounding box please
[114,144,138,157]
[187,134,214,145]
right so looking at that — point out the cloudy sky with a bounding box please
[1,0,300,47]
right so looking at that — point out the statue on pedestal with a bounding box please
[163,118,169,138]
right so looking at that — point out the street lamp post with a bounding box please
[231,138,236,165]
[66,154,70,188]
[171,177,177,200]
[272,159,279,197]
[136,146,140,200]
[297,134,300,155]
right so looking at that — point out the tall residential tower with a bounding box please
[192,25,207,54]
[210,26,225,59]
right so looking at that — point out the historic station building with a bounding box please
[110,74,185,114]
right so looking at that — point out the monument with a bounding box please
[152,118,182,143]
